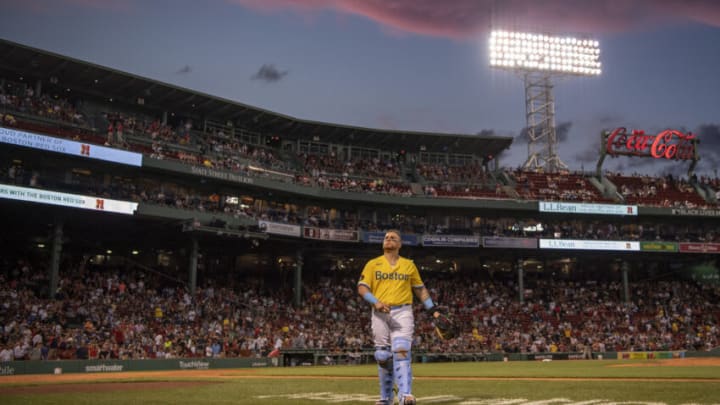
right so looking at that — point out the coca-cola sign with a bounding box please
[605,127,696,160]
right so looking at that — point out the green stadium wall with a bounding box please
[0,358,274,376]
[2,351,717,375]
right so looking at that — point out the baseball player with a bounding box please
[357,229,437,405]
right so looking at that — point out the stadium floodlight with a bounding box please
[489,30,601,76]
[489,30,602,172]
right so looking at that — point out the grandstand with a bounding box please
[0,38,718,369]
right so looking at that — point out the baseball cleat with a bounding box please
[400,395,417,405]
[399,394,416,405]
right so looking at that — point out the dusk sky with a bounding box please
[1,0,719,178]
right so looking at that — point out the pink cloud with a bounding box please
[229,0,720,38]
[7,0,720,37]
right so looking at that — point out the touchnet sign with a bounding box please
[255,394,711,405]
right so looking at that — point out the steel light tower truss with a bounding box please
[523,72,561,171]
[489,30,601,172]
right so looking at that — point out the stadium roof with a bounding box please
[0,38,513,157]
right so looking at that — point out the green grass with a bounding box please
[2,360,719,404]
[242,360,720,379]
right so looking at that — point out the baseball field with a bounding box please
[1,357,719,404]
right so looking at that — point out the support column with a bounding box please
[189,237,199,295]
[294,249,304,307]
[517,258,524,304]
[49,220,63,299]
[35,79,43,98]
[622,261,630,304]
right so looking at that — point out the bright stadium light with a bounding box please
[489,30,601,76]
[489,30,602,172]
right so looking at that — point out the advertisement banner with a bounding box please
[539,201,637,216]
[482,237,537,249]
[618,352,650,360]
[0,127,142,167]
[422,234,480,248]
[679,243,720,254]
[671,208,720,217]
[640,241,679,253]
[188,165,254,185]
[0,358,272,375]
[617,351,684,360]
[258,220,301,237]
[0,184,137,215]
[303,227,359,242]
[362,231,419,246]
[539,239,640,251]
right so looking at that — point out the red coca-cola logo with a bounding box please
[606,127,696,160]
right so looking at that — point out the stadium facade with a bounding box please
[1,37,719,304]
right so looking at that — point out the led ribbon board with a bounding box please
[539,239,640,251]
[0,184,138,215]
[539,201,637,216]
[0,127,142,166]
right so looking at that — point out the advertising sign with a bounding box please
[362,231,419,246]
[605,127,696,160]
[640,241,678,253]
[539,201,637,216]
[258,220,301,237]
[303,227,359,242]
[0,127,142,166]
[539,239,639,251]
[482,237,537,249]
[671,208,720,217]
[0,184,137,215]
[422,234,480,248]
[679,243,720,254]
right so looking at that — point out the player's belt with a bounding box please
[390,304,411,310]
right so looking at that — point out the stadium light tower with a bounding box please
[489,30,601,172]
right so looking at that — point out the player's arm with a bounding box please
[413,285,437,316]
[358,284,390,313]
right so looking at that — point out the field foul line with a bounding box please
[219,375,720,383]
[255,393,720,405]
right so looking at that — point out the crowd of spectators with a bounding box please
[295,152,412,196]
[1,256,718,363]
[429,276,719,354]
[511,170,610,202]
[2,87,720,361]
[4,157,720,244]
[0,87,86,127]
[300,153,400,180]
[417,161,486,183]
[417,161,500,199]
[3,82,718,207]
[609,173,709,208]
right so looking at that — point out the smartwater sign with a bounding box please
[539,239,639,251]
[0,184,138,215]
[0,126,142,166]
[640,241,678,253]
[539,201,637,216]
